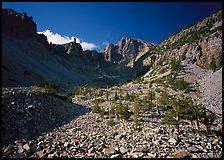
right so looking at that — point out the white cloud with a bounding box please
[37,29,97,51]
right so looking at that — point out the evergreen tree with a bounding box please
[92,99,100,113]
[198,107,216,135]
[210,55,217,71]
[107,105,115,126]
[125,91,130,100]
[162,97,186,133]
[114,91,119,101]
[160,86,169,110]
[183,97,201,134]
[155,95,161,115]
[134,98,140,129]
[119,82,122,97]
[115,102,132,120]
[218,52,222,68]
[170,57,180,72]
[147,90,155,103]
[141,96,151,112]
[105,90,109,101]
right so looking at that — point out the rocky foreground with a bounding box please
[2,73,222,158]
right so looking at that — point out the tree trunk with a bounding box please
[191,120,195,130]
[175,124,180,133]
[195,119,200,132]
[205,124,210,135]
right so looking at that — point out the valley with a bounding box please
[2,8,222,158]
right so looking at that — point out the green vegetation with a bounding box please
[111,131,118,137]
[170,57,181,72]
[166,75,190,92]
[76,85,91,96]
[210,55,217,71]
[99,108,106,117]
[141,96,152,112]
[113,91,119,101]
[198,107,216,135]
[162,97,186,133]
[134,98,140,129]
[172,78,190,92]
[115,102,133,120]
[218,52,222,68]
[162,96,216,135]
[33,81,58,96]
[155,88,161,93]
[105,90,109,100]
[106,119,115,126]
[92,100,100,113]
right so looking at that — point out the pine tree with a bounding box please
[210,55,217,71]
[114,91,119,101]
[119,82,122,97]
[218,52,222,68]
[134,98,140,129]
[107,105,115,126]
[160,86,169,110]
[155,95,161,115]
[141,96,150,112]
[105,90,109,100]
[162,97,186,133]
[198,107,216,135]
[125,91,130,100]
[183,97,201,134]
[147,90,155,103]
[92,99,100,113]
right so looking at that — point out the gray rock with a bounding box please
[146,153,157,158]
[36,150,44,157]
[16,108,24,113]
[110,154,120,158]
[23,143,30,151]
[168,137,177,144]
[212,138,219,145]
[119,146,128,154]
[169,150,189,158]
[17,147,24,154]
[103,147,116,155]
[187,146,200,152]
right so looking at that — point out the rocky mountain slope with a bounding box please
[135,10,222,74]
[101,36,155,67]
[2,8,222,158]
[2,8,136,88]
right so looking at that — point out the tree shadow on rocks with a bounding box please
[2,92,91,148]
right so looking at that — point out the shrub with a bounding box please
[155,88,161,93]
[170,58,181,72]
[141,96,152,112]
[125,92,131,100]
[106,119,115,126]
[114,91,119,101]
[99,90,104,96]
[92,100,100,113]
[33,81,58,94]
[172,78,190,92]
[99,108,106,117]
[115,102,132,120]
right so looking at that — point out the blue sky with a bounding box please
[2,2,222,51]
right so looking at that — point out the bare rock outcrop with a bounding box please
[101,37,155,67]
[2,8,37,38]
